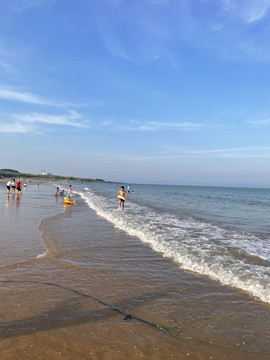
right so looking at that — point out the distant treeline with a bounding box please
[0,169,106,183]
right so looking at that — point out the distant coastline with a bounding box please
[0,168,113,183]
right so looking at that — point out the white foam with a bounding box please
[78,188,270,304]
[37,252,47,259]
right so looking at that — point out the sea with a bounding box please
[1,180,270,359]
[74,182,270,305]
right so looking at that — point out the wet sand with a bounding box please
[0,183,270,359]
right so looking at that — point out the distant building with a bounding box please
[41,170,52,176]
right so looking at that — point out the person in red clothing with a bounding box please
[16,180,22,193]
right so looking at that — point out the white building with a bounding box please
[41,170,52,176]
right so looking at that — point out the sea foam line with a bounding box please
[79,190,270,304]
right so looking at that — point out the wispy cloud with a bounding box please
[0,111,89,134]
[0,122,35,134]
[0,87,79,108]
[0,61,14,73]
[111,120,204,131]
[5,0,56,12]
[127,146,270,161]
[12,111,88,127]
[221,0,270,24]
[98,24,131,61]
[149,121,204,130]
[96,0,270,65]
[0,85,103,108]
[246,118,270,126]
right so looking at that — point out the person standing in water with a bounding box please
[117,186,128,210]
[67,185,72,199]
[16,179,22,193]
[6,179,12,194]
[11,179,16,193]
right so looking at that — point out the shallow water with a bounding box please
[70,182,270,304]
[0,182,65,267]
[0,182,270,359]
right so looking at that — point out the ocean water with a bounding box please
[1,181,270,359]
[70,182,270,304]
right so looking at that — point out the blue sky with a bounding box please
[1,0,270,186]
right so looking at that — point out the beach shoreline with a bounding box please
[0,183,270,359]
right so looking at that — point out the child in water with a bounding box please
[117,186,128,210]
[68,185,72,198]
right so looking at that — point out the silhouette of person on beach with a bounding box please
[55,187,59,196]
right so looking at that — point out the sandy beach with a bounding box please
[0,182,269,360]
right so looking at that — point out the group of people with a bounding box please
[55,185,72,198]
[6,179,27,194]
[54,184,131,210]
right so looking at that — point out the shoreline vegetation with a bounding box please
[0,168,112,183]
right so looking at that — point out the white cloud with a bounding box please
[0,85,103,108]
[12,112,88,127]
[221,0,270,24]
[247,118,270,126]
[0,111,89,134]
[127,146,270,161]
[96,0,270,65]
[184,146,270,158]
[0,122,35,134]
[0,87,76,107]
[0,61,13,72]
[111,120,204,131]
[150,121,204,130]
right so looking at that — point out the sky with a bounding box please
[0,0,270,186]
